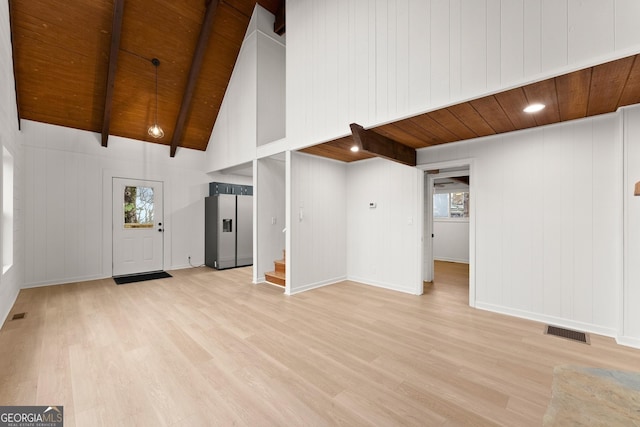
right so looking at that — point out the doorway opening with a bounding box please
[420,161,475,307]
[426,261,470,305]
[256,153,286,289]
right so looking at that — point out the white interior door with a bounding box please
[112,178,164,276]
[424,172,435,283]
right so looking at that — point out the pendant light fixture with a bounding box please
[148,58,164,139]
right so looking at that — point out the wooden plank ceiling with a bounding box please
[10,0,280,153]
[302,54,640,163]
[10,2,640,162]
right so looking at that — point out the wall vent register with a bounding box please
[545,325,590,344]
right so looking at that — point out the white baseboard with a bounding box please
[260,280,286,290]
[169,263,200,271]
[22,273,109,289]
[22,264,202,289]
[347,275,419,295]
[287,275,346,295]
[475,301,618,338]
[434,257,469,264]
[0,288,20,330]
[616,335,640,349]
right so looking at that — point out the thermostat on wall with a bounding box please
[369,202,377,208]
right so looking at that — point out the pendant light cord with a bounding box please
[152,58,160,126]
[148,58,164,138]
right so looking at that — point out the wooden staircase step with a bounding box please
[274,259,285,274]
[265,271,285,287]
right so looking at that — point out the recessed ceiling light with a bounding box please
[523,103,545,113]
[350,146,359,152]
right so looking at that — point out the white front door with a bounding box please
[112,178,164,276]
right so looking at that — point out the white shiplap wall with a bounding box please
[206,5,285,173]
[434,221,469,263]
[417,113,623,337]
[347,158,423,294]
[22,120,212,287]
[289,152,347,294]
[622,104,640,348]
[0,0,24,326]
[257,24,286,146]
[206,20,257,173]
[286,0,640,150]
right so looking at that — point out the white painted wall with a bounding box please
[417,113,623,337]
[289,152,347,294]
[434,221,469,263]
[622,104,640,348]
[257,25,286,146]
[206,5,285,172]
[22,120,212,287]
[0,0,24,326]
[206,23,256,172]
[347,158,423,294]
[286,0,640,150]
[255,156,285,283]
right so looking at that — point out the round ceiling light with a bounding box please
[523,103,545,113]
[350,145,359,152]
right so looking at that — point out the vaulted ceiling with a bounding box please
[9,2,640,164]
[9,0,281,156]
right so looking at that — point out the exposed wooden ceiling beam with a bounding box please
[350,123,417,167]
[274,0,285,35]
[101,0,124,148]
[170,0,219,157]
[8,1,22,130]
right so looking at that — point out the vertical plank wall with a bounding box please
[206,5,285,173]
[21,120,217,288]
[256,10,286,147]
[433,221,469,263]
[0,0,24,325]
[287,151,423,296]
[286,0,640,150]
[347,158,422,294]
[289,152,347,294]
[206,16,257,173]
[417,113,622,337]
[623,105,640,347]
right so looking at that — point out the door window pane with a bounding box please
[434,191,469,219]
[124,186,154,228]
[450,192,469,218]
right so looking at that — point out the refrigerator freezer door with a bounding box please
[204,196,217,268]
[216,194,237,269]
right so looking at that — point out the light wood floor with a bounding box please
[1,261,639,426]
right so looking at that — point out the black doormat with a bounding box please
[113,271,172,285]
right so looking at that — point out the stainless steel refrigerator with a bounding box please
[205,187,253,270]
